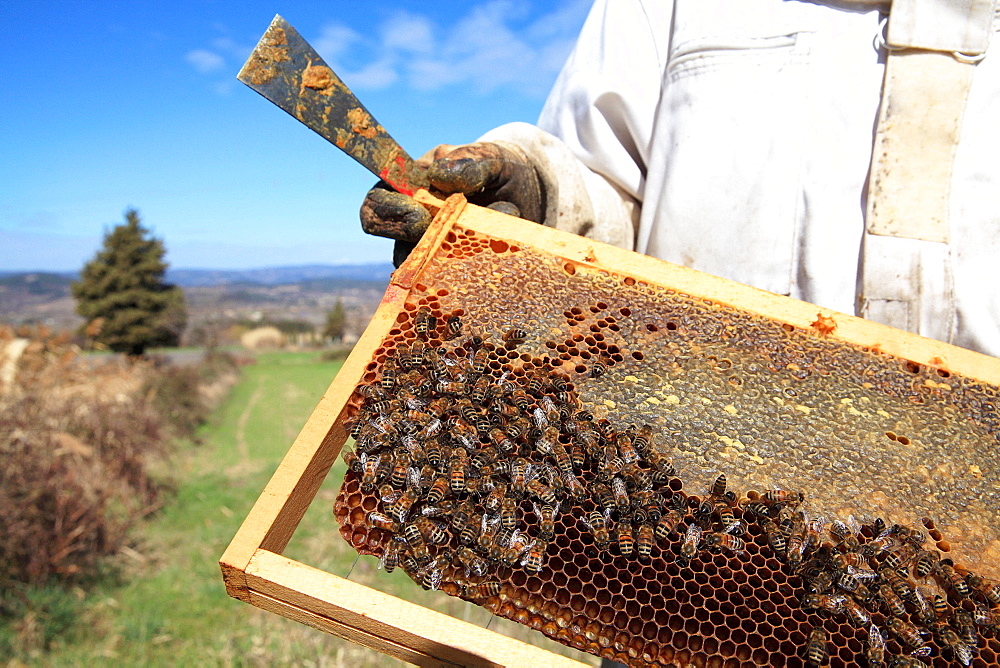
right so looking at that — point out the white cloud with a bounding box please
[312,23,364,63]
[337,0,590,97]
[382,12,434,54]
[186,49,226,74]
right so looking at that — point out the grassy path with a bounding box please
[35,351,596,666]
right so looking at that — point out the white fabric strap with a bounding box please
[888,0,994,54]
[861,0,995,334]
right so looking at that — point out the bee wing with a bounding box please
[867,622,886,651]
[723,518,746,535]
[532,407,549,430]
[685,523,703,545]
[380,488,401,505]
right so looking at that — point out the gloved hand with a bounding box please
[359,142,544,267]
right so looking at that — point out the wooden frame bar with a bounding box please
[221,192,1000,665]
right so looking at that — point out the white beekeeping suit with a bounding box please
[480,0,1000,357]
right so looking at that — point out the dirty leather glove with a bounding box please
[425,142,544,223]
[359,142,544,267]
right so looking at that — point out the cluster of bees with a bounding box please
[784,510,1000,666]
[340,308,999,666]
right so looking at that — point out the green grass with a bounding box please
[12,350,598,666]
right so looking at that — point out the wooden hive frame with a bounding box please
[220,192,1000,666]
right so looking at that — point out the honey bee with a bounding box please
[414,306,437,338]
[449,448,468,494]
[501,531,531,567]
[436,379,468,395]
[743,500,771,520]
[616,521,635,557]
[477,513,502,555]
[449,417,479,450]
[937,561,971,598]
[416,553,449,590]
[952,611,978,647]
[521,537,549,573]
[974,607,1000,627]
[380,359,399,389]
[929,592,950,619]
[636,522,655,561]
[547,442,573,476]
[865,622,886,668]
[614,431,639,465]
[702,532,746,555]
[361,454,382,491]
[785,511,808,570]
[402,522,432,566]
[414,516,448,545]
[913,549,937,578]
[445,315,463,340]
[611,476,630,513]
[389,451,411,488]
[471,376,493,405]
[533,425,559,455]
[488,427,517,455]
[679,523,703,564]
[379,537,403,573]
[532,501,559,539]
[499,496,519,530]
[883,541,919,572]
[967,572,1000,605]
[367,510,401,533]
[886,618,931,656]
[423,348,449,380]
[586,508,611,545]
[458,511,483,546]
[655,497,686,540]
[830,551,866,571]
[342,449,363,474]
[526,479,556,504]
[876,583,907,618]
[645,448,676,477]
[390,488,419,522]
[802,592,846,616]
[463,581,502,599]
[709,473,728,500]
[763,488,804,508]
[483,481,508,514]
[590,359,608,378]
[911,585,936,625]
[716,506,743,535]
[804,626,828,667]
[880,567,918,605]
[455,546,489,578]
[408,340,426,369]
[470,347,490,376]
[935,625,974,666]
[501,327,527,345]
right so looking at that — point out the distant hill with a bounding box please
[0,263,395,288]
[0,264,395,333]
[0,272,74,300]
[165,263,394,287]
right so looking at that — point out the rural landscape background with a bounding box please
[2,1,597,663]
[0,257,598,666]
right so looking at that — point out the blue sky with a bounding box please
[0,1,592,271]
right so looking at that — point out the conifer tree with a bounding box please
[324,298,347,342]
[72,209,187,356]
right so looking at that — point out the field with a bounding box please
[17,351,597,666]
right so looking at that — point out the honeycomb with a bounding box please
[333,225,1000,666]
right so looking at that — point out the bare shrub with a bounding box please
[0,326,238,586]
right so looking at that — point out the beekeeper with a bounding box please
[360,0,1000,358]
